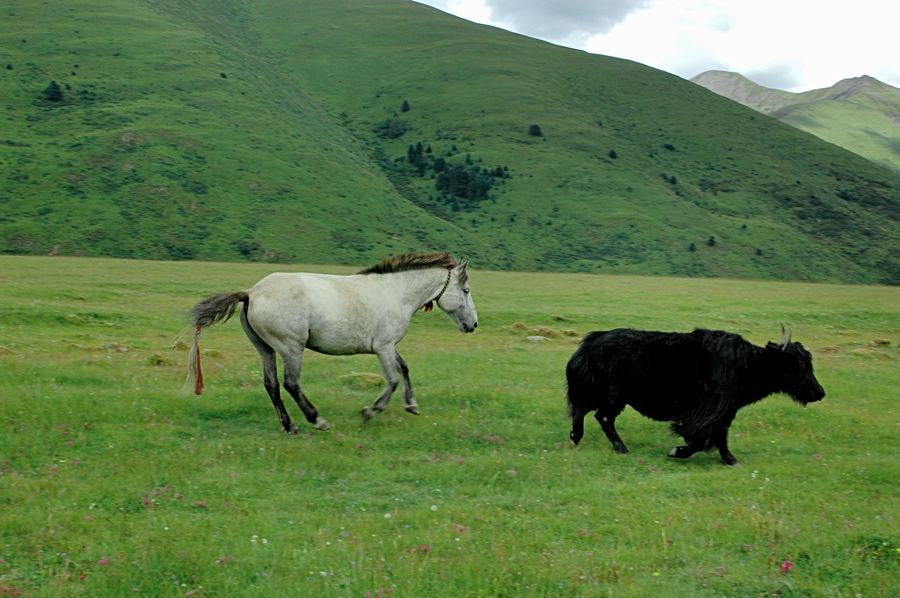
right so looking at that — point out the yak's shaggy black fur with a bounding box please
[566,328,825,465]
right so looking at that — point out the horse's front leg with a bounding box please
[396,351,418,415]
[361,346,401,421]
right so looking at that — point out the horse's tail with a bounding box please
[185,291,249,395]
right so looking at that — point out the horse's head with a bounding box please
[436,260,478,333]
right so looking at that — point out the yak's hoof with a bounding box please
[361,407,376,422]
[613,444,629,454]
[285,423,299,435]
[722,454,739,466]
[668,446,694,459]
[314,417,331,431]
[569,432,582,446]
[405,404,420,415]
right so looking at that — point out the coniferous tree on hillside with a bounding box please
[41,80,64,103]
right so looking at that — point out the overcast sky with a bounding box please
[413,0,900,93]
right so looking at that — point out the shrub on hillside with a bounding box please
[41,80,64,103]
[396,138,509,212]
[374,117,408,139]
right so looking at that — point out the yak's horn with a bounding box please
[779,322,791,349]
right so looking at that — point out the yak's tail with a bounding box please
[566,347,599,446]
[184,291,249,395]
[565,346,596,416]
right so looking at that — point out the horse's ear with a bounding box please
[457,259,469,285]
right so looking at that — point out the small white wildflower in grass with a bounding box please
[251,534,258,543]
[384,513,392,519]
[431,505,438,511]
[261,538,268,545]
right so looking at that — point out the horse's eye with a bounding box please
[463,288,470,294]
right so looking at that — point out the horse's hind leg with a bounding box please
[362,346,400,421]
[241,315,295,433]
[262,352,297,434]
[396,351,418,415]
[283,349,330,431]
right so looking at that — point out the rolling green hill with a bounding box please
[692,70,900,174]
[2,0,899,283]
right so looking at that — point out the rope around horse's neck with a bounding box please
[423,268,453,312]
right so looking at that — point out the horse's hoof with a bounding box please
[286,423,300,435]
[361,407,375,422]
[314,418,331,431]
[405,405,419,415]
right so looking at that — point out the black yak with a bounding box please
[566,326,825,465]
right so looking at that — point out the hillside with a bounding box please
[1,0,899,283]
[692,70,900,174]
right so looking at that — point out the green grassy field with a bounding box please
[0,255,897,596]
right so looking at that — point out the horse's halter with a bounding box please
[422,267,454,312]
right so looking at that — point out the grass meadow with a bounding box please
[0,256,897,597]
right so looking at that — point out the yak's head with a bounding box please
[767,325,826,405]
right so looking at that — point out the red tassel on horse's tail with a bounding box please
[193,324,204,395]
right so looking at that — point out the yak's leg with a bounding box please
[396,351,418,415]
[713,422,739,466]
[569,408,589,445]
[361,346,401,421]
[668,426,707,460]
[283,349,330,431]
[241,312,295,433]
[668,443,701,460]
[595,408,628,454]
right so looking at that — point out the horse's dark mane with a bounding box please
[358,252,456,275]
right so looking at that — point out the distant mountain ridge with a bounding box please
[691,71,900,172]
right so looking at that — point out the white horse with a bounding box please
[185,252,477,433]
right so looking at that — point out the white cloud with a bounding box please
[441,0,493,24]
[414,0,900,91]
